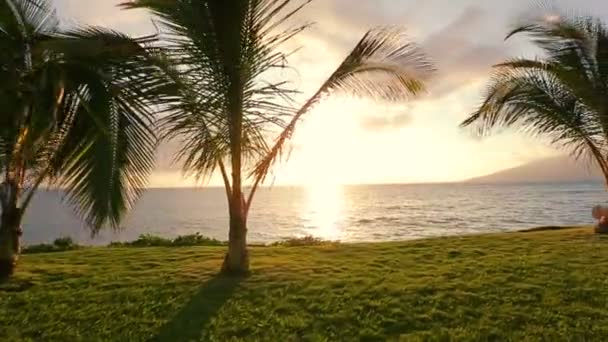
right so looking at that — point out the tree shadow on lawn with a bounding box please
[150,274,244,342]
[0,279,34,292]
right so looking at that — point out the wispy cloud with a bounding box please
[421,7,507,98]
[361,112,413,131]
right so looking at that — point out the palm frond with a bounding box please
[37,27,175,232]
[0,0,61,178]
[0,0,173,237]
[0,0,59,37]
[506,11,604,91]
[462,56,608,177]
[122,0,307,186]
[328,27,433,100]
[251,26,433,183]
[464,9,608,181]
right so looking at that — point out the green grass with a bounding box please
[2,227,608,341]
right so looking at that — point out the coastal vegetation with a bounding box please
[1,3,608,341]
[0,0,432,279]
[0,0,174,279]
[3,227,608,341]
[20,234,336,253]
[22,233,225,253]
[122,0,433,274]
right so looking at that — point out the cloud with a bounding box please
[361,112,413,131]
[360,104,415,131]
[55,0,153,35]
[421,7,508,98]
[300,5,509,99]
[289,3,512,132]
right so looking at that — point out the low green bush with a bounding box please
[23,234,335,252]
[270,235,339,247]
[173,233,224,246]
[109,233,224,248]
[23,237,81,254]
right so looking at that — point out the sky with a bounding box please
[54,0,608,187]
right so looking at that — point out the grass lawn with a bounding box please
[2,227,608,341]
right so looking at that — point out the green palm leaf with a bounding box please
[43,28,174,231]
[123,0,433,273]
[0,0,176,233]
[251,26,433,186]
[122,0,307,181]
[462,11,608,181]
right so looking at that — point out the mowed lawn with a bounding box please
[2,228,608,341]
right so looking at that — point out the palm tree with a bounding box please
[462,13,608,183]
[122,0,433,274]
[0,0,174,279]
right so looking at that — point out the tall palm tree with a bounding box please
[462,13,608,183]
[123,0,433,274]
[0,0,174,279]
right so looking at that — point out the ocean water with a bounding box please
[23,182,606,245]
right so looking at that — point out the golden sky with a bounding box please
[55,0,608,187]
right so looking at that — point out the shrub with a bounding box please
[23,237,81,254]
[132,234,173,247]
[53,237,77,249]
[22,243,55,254]
[173,233,223,246]
[109,233,224,248]
[109,234,172,247]
[270,236,339,247]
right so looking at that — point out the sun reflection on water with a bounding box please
[302,183,344,240]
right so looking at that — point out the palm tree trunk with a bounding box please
[222,194,249,274]
[221,63,249,273]
[222,140,249,273]
[0,205,22,280]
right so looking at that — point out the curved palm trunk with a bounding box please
[0,203,22,280]
[221,69,250,274]
[222,194,249,274]
[218,159,250,274]
[1,0,32,280]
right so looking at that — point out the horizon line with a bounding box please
[143,179,603,190]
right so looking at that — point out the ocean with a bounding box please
[23,182,606,245]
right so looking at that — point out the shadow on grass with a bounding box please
[0,279,34,292]
[520,226,581,233]
[150,274,244,342]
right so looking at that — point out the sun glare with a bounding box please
[302,182,344,241]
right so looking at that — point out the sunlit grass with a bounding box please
[2,227,608,341]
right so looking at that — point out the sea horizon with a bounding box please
[136,178,604,190]
[24,181,604,246]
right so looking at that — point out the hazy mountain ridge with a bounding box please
[466,156,603,184]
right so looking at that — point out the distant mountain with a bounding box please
[466,156,603,184]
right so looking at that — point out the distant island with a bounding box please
[466,155,603,184]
